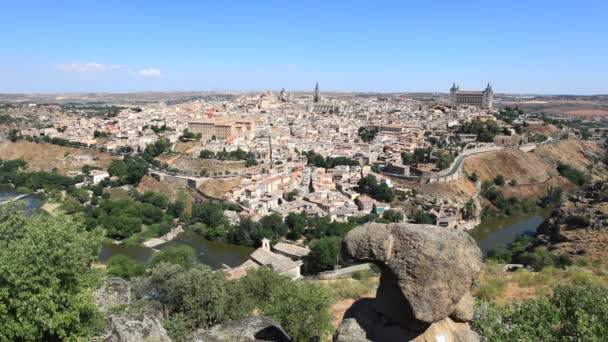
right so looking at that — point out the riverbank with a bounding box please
[469,207,553,254]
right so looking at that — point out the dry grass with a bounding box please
[0,141,115,175]
[474,262,608,305]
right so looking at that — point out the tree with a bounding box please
[191,202,229,229]
[309,237,341,272]
[413,210,434,224]
[382,209,404,222]
[261,280,334,341]
[494,174,506,186]
[149,246,198,269]
[0,204,104,341]
[107,255,145,279]
[285,212,306,240]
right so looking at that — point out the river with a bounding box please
[468,208,553,254]
[99,231,254,269]
[2,186,552,264]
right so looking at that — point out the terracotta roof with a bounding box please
[273,242,310,258]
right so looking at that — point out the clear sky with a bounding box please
[0,0,606,94]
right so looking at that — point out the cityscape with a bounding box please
[0,1,607,342]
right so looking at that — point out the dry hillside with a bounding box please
[197,178,242,199]
[0,141,116,174]
[463,140,606,199]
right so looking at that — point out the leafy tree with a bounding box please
[413,209,434,224]
[261,280,334,342]
[150,246,198,269]
[285,212,306,240]
[494,174,506,186]
[309,237,341,272]
[382,209,404,222]
[191,202,229,229]
[540,186,563,207]
[107,255,145,279]
[0,204,104,341]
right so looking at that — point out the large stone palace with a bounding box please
[449,82,493,109]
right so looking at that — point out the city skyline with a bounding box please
[1,0,607,94]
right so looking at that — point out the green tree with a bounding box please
[494,174,506,186]
[0,204,104,341]
[309,236,341,272]
[150,246,198,269]
[413,209,434,224]
[285,212,306,240]
[382,209,404,222]
[107,255,145,279]
[262,280,334,342]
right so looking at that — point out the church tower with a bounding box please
[482,82,493,109]
[449,82,459,105]
[313,82,320,103]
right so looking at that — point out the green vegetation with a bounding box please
[412,209,434,224]
[473,283,608,341]
[356,175,395,202]
[557,163,589,185]
[0,158,83,192]
[309,236,341,272]
[0,204,104,341]
[108,155,148,185]
[486,235,572,272]
[457,119,501,142]
[357,126,378,142]
[303,150,359,169]
[494,174,505,186]
[480,180,537,217]
[149,246,198,269]
[107,255,146,279]
[130,265,334,341]
[199,148,255,161]
[179,129,202,141]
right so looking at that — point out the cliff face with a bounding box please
[335,222,483,342]
[536,181,608,261]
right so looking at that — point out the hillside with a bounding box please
[0,141,116,174]
[463,140,606,199]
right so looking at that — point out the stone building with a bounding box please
[449,82,493,109]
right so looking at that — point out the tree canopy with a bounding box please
[0,204,104,341]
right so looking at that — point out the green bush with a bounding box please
[107,255,145,279]
[473,283,608,341]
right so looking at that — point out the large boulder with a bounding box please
[186,316,290,342]
[95,277,131,313]
[335,299,479,342]
[343,222,482,326]
[105,314,171,342]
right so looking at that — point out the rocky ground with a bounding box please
[535,181,608,263]
[0,140,115,174]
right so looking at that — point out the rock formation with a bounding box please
[95,277,131,312]
[335,222,483,341]
[105,314,171,342]
[536,181,608,259]
[186,317,290,342]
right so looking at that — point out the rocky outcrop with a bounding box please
[95,277,131,312]
[335,222,483,341]
[536,181,608,258]
[105,314,171,342]
[186,316,290,342]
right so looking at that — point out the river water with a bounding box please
[468,207,553,254]
[1,187,552,264]
[99,231,254,269]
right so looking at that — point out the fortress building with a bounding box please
[449,82,493,109]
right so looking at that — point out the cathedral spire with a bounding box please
[313,82,320,103]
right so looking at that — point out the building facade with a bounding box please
[449,82,493,109]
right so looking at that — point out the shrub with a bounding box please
[107,255,145,279]
[473,283,608,340]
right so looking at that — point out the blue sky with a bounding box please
[0,0,606,94]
